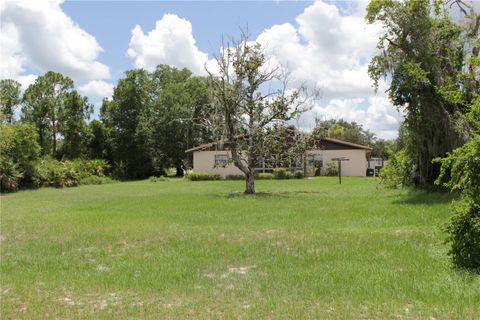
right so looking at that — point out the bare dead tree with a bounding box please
[205,32,317,194]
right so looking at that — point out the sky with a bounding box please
[0,0,404,139]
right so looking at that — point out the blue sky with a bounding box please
[1,0,403,139]
[62,1,314,82]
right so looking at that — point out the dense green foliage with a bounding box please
[225,174,245,180]
[312,119,394,158]
[34,158,110,188]
[1,65,212,191]
[325,161,339,176]
[0,123,41,192]
[0,79,21,124]
[366,0,479,186]
[256,172,274,180]
[272,167,288,179]
[379,149,414,189]
[2,178,478,318]
[443,200,480,270]
[22,72,92,157]
[148,176,169,182]
[184,172,221,181]
[102,66,211,179]
[0,124,110,191]
[436,97,480,270]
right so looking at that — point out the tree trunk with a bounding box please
[244,172,255,194]
[52,115,57,158]
[175,163,184,177]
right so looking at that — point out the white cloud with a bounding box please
[256,1,383,99]
[256,0,401,139]
[78,80,114,99]
[127,14,214,75]
[297,94,403,140]
[0,0,110,85]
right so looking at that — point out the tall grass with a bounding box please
[1,178,478,319]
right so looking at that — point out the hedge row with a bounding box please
[184,172,221,181]
[186,168,305,181]
[1,157,112,192]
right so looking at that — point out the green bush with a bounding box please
[436,133,480,270]
[0,158,22,192]
[75,159,110,178]
[80,175,117,185]
[34,158,79,188]
[379,149,413,188]
[257,172,274,180]
[225,174,244,180]
[285,171,294,179]
[443,200,480,270]
[293,170,304,179]
[273,168,287,179]
[325,161,339,176]
[149,176,169,182]
[185,172,221,181]
[34,158,112,188]
[0,123,41,191]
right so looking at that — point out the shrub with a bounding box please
[443,200,480,270]
[225,174,244,180]
[325,161,339,176]
[293,170,304,179]
[273,168,287,179]
[436,134,480,270]
[0,123,40,190]
[34,158,112,188]
[34,158,80,188]
[164,168,177,177]
[0,158,22,192]
[285,171,294,179]
[80,175,117,185]
[149,176,169,182]
[379,149,414,188]
[257,172,274,180]
[76,159,110,178]
[185,172,221,181]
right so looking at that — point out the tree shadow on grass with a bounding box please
[225,190,326,199]
[391,190,457,205]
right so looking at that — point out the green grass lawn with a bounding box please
[1,177,479,319]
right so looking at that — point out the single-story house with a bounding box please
[185,137,372,177]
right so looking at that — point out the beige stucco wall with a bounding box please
[192,151,245,177]
[305,149,368,176]
[193,149,368,177]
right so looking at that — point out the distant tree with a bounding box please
[138,66,210,176]
[327,123,345,140]
[207,34,313,194]
[312,119,375,146]
[85,120,110,160]
[0,79,22,124]
[101,69,153,179]
[59,91,93,159]
[22,71,74,157]
[371,139,394,159]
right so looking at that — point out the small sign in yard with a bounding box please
[331,157,349,184]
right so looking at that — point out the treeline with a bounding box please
[0,66,214,191]
[1,65,393,192]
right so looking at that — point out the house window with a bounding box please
[313,154,323,167]
[214,154,229,166]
